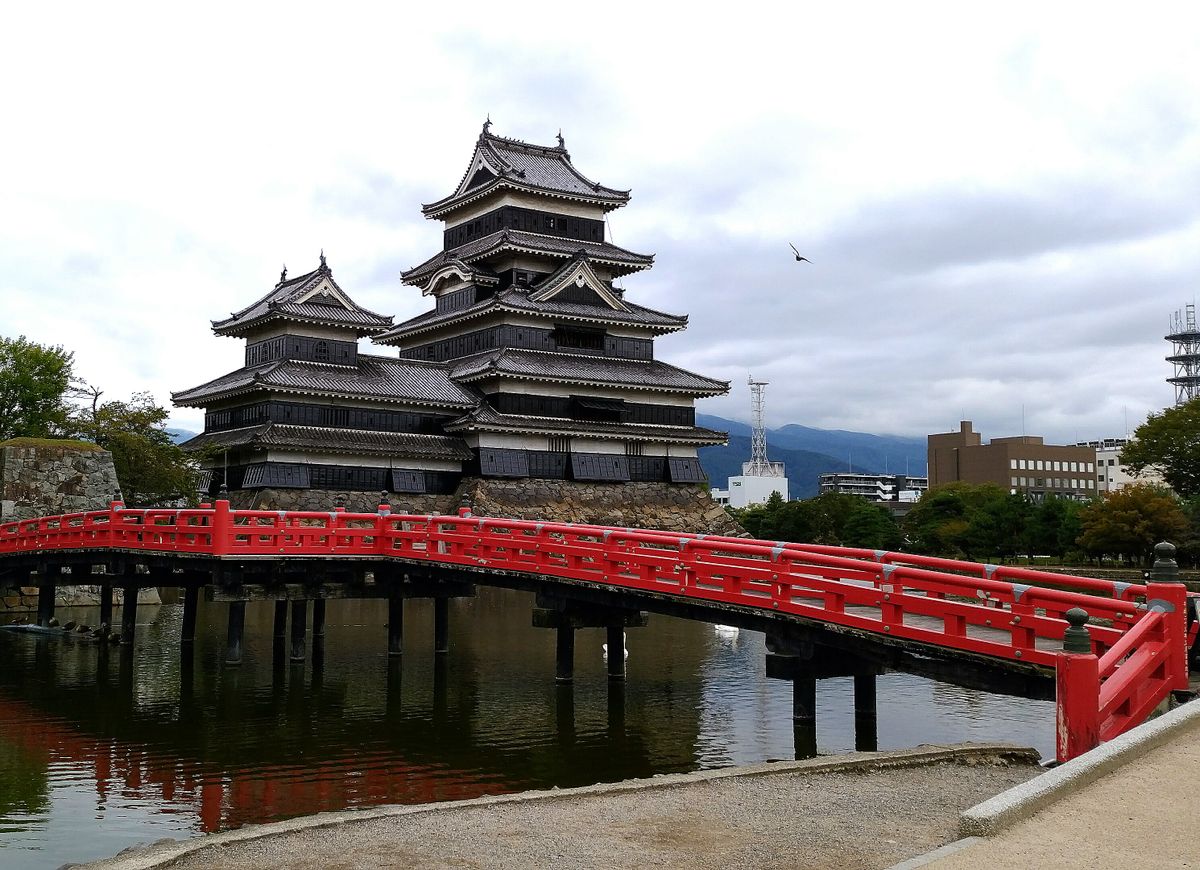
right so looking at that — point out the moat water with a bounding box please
[0,587,1055,869]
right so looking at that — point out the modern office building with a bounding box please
[817,472,928,503]
[1075,438,1167,494]
[928,421,1096,501]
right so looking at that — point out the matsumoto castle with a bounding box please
[175,122,729,501]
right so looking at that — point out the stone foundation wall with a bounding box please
[455,478,744,535]
[229,479,742,535]
[0,442,123,522]
[1,583,161,615]
[229,488,460,516]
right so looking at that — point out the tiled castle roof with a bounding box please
[422,124,630,218]
[445,403,727,445]
[172,355,478,409]
[447,348,729,395]
[401,229,653,285]
[180,424,473,460]
[212,258,393,337]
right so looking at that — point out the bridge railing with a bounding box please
[1,501,1190,763]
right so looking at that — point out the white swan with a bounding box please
[601,632,629,660]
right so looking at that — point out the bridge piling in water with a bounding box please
[606,624,626,681]
[273,600,288,643]
[120,565,138,645]
[434,596,449,654]
[224,601,246,666]
[555,624,575,682]
[290,600,307,663]
[99,582,113,629]
[854,671,878,751]
[36,565,59,627]
[181,586,198,644]
[387,593,404,656]
[312,598,326,640]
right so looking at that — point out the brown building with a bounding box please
[927,421,1097,502]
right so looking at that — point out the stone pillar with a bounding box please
[290,599,307,663]
[434,596,449,654]
[224,600,246,666]
[555,624,575,683]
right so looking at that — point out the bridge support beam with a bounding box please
[556,624,575,683]
[99,583,113,629]
[181,586,199,645]
[120,581,138,645]
[290,600,308,663]
[36,567,58,627]
[225,600,246,666]
[312,598,326,640]
[854,671,878,752]
[606,624,626,681]
[273,600,288,642]
[388,593,404,656]
[434,596,449,654]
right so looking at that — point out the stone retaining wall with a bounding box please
[2,584,161,614]
[231,478,743,536]
[0,442,122,522]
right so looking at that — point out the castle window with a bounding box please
[625,442,644,456]
[548,436,571,453]
[314,340,329,361]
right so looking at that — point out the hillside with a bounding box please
[696,414,928,498]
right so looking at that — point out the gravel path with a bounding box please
[144,749,1038,870]
[926,728,1200,869]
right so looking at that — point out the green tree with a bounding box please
[1122,398,1200,497]
[1078,484,1188,565]
[842,500,903,550]
[71,389,197,507]
[1025,496,1085,560]
[0,336,75,440]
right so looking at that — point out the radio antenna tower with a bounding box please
[747,375,772,475]
[1167,304,1200,405]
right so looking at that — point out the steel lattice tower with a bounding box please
[746,375,772,475]
[1167,304,1200,405]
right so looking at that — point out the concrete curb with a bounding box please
[79,742,1037,870]
[959,698,1200,837]
[886,837,982,870]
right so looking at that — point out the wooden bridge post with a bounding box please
[99,582,113,629]
[793,671,818,758]
[388,591,404,656]
[290,599,308,663]
[606,624,626,681]
[1148,541,1190,691]
[434,596,449,654]
[181,586,199,645]
[556,624,575,683]
[273,600,288,642]
[120,567,139,646]
[224,601,246,666]
[854,670,878,752]
[312,598,327,640]
[36,566,59,627]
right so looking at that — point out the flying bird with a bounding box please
[789,243,811,263]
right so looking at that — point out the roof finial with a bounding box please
[482,115,492,135]
[279,264,287,284]
[556,129,565,149]
[319,249,327,269]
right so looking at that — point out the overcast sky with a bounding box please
[3,2,1198,444]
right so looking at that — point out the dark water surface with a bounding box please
[0,587,1054,869]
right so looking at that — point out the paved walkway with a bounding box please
[924,726,1199,869]
[85,745,1039,870]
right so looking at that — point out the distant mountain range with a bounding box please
[167,419,927,501]
[696,414,927,499]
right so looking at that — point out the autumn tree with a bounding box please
[1078,484,1188,565]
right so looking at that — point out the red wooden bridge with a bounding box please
[1,500,1195,763]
